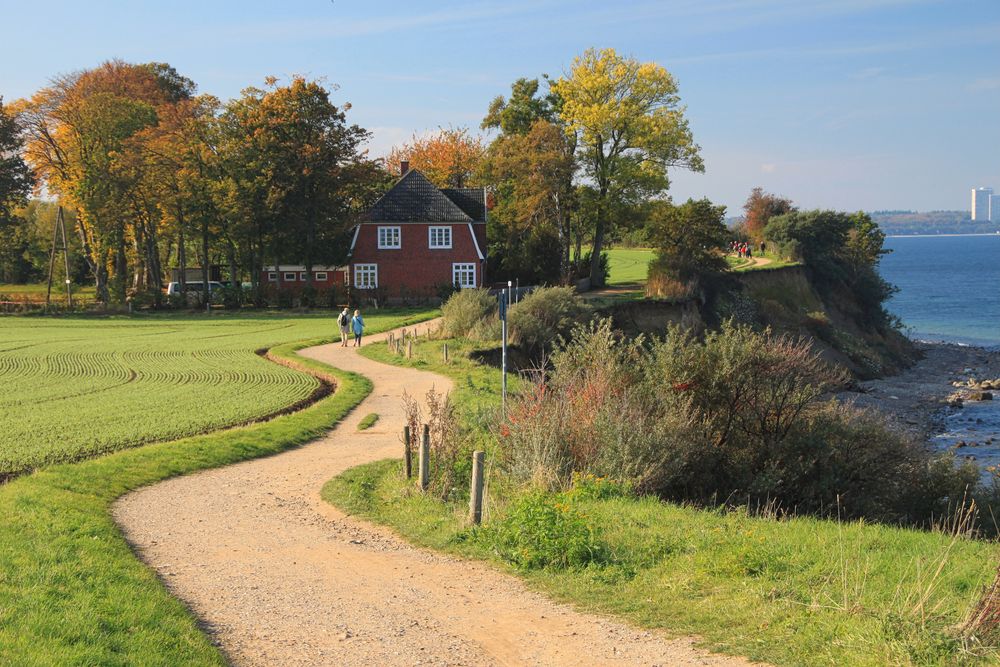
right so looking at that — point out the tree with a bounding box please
[219,76,371,290]
[551,48,703,286]
[742,187,794,243]
[482,77,556,135]
[386,127,484,188]
[646,198,729,297]
[0,97,33,217]
[764,209,896,326]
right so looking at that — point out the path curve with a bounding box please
[115,323,757,666]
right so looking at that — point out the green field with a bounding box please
[606,247,655,285]
[0,283,96,301]
[0,309,433,665]
[0,311,432,478]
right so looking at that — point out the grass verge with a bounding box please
[357,413,379,430]
[0,310,434,666]
[325,336,1000,666]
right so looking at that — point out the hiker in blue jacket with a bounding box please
[351,309,365,347]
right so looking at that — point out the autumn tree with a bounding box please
[16,60,188,303]
[742,187,794,243]
[551,48,703,286]
[0,97,37,282]
[219,77,371,289]
[386,127,484,188]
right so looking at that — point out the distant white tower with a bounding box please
[991,194,1000,222]
[972,187,993,220]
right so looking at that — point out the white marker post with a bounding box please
[502,281,510,416]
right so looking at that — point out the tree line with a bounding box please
[0,48,708,305]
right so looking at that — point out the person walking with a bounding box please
[351,309,365,347]
[337,307,351,347]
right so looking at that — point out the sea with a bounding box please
[879,234,1000,474]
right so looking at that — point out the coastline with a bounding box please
[839,342,1000,475]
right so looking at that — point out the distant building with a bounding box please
[991,194,1000,223]
[972,187,993,220]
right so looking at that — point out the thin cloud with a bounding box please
[968,77,1000,92]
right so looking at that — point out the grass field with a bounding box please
[606,247,655,285]
[0,309,433,665]
[0,283,96,301]
[0,311,433,478]
[326,337,1000,666]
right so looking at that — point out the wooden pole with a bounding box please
[443,343,449,363]
[406,339,413,359]
[403,426,412,479]
[468,450,485,524]
[419,424,430,491]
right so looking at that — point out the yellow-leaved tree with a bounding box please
[552,48,703,286]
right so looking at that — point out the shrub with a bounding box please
[496,318,970,525]
[474,492,603,569]
[441,288,497,340]
[507,286,592,356]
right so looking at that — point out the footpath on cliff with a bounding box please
[114,321,759,667]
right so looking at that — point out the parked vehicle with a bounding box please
[165,281,225,296]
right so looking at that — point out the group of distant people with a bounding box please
[730,240,766,259]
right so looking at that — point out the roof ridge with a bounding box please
[367,169,473,222]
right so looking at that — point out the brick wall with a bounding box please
[350,222,486,295]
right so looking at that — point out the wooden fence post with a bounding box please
[403,426,412,479]
[419,424,430,491]
[406,339,413,359]
[442,343,449,363]
[469,450,485,524]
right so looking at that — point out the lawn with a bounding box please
[0,308,434,665]
[606,246,655,285]
[0,311,432,478]
[325,336,1000,666]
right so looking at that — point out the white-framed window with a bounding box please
[283,272,297,282]
[315,271,328,282]
[267,272,277,282]
[429,226,452,249]
[354,264,378,289]
[299,272,308,281]
[452,263,476,289]
[378,226,401,249]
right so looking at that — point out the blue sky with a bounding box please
[2,0,998,213]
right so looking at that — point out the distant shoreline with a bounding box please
[886,232,1000,238]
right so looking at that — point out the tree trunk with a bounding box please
[178,217,187,296]
[201,220,210,306]
[589,217,606,288]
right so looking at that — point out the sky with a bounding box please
[2,0,999,213]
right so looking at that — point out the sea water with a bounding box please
[880,234,1000,476]
[881,234,1000,348]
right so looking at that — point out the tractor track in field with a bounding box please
[114,321,761,666]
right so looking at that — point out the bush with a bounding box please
[507,286,592,356]
[474,491,603,569]
[441,288,498,340]
[576,250,609,284]
[496,318,971,525]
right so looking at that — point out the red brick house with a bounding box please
[348,166,487,298]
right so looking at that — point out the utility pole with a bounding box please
[45,206,73,309]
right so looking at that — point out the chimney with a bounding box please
[400,160,409,176]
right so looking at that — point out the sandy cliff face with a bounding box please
[602,266,918,380]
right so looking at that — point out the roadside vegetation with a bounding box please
[0,310,431,665]
[357,412,379,430]
[324,289,1000,665]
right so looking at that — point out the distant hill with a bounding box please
[869,210,1000,235]
[726,211,1000,235]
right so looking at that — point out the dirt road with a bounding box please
[114,323,757,666]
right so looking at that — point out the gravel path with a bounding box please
[114,322,757,666]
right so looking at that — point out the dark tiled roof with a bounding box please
[367,170,472,223]
[441,188,487,222]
